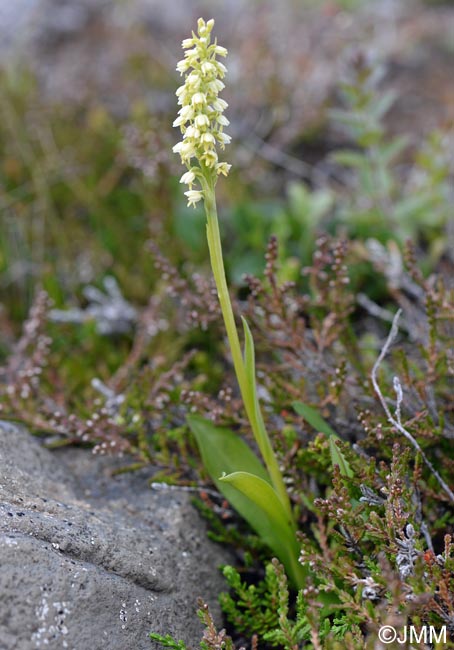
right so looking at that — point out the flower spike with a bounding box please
[173,18,230,207]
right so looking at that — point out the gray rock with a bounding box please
[0,421,231,650]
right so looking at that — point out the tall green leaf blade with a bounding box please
[220,471,306,588]
[293,402,339,438]
[241,316,273,470]
[329,437,354,478]
[242,316,294,518]
[241,318,260,423]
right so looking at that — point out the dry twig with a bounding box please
[371,309,454,505]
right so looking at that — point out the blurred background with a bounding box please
[0,0,453,411]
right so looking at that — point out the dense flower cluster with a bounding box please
[173,18,231,207]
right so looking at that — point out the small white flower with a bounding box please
[208,79,225,93]
[176,60,190,74]
[180,170,196,185]
[217,132,231,146]
[195,114,210,128]
[182,38,194,49]
[173,106,193,127]
[214,61,227,76]
[216,114,230,126]
[201,62,216,75]
[184,189,204,207]
[201,132,216,146]
[184,126,201,140]
[212,98,228,112]
[180,141,196,161]
[172,115,185,128]
[179,105,194,120]
[191,92,207,107]
[186,72,201,89]
[184,47,198,58]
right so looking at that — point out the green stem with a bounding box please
[201,173,292,518]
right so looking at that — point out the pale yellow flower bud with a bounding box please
[214,45,227,57]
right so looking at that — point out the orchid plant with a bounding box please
[172,17,305,588]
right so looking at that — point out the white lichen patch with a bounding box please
[32,591,71,648]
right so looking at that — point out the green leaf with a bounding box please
[220,471,306,588]
[242,316,259,424]
[329,437,354,478]
[293,402,353,478]
[241,317,291,511]
[149,633,187,650]
[188,416,305,587]
[188,415,273,551]
[241,317,272,467]
[188,415,270,486]
[292,402,339,438]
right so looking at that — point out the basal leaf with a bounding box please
[220,471,306,588]
[187,415,270,485]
